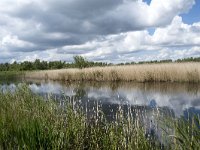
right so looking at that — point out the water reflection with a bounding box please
[1,79,200,118]
[1,79,199,146]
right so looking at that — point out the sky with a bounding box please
[0,0,200,63]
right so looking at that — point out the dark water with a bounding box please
[1,79,200,118]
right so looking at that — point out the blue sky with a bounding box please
[144,0,151,5]
[181,0,200,24]
[0,0,200,63]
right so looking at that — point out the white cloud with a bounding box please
[147,0,194,25]
[0,0,198,63]
[57,16,200,62]
[151,16,200,46]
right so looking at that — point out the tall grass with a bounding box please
[0,86,200,149]
[25,63,200,82]
[0,86,153,149]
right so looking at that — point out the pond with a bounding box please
[1,79,200,145]
[1,79,200,118]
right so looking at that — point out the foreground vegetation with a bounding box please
[26,62,200,82]
[0,86,200,149]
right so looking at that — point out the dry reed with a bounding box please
[25,63,200,82]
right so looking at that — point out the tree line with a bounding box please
[119,57,200,65]
[0,56,108,71]
[0,56,200,71]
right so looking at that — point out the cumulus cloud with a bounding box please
[57,16,200,63]
[0,0,198,63]
[152,16,200,47]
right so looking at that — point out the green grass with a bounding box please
[0,86,199,149]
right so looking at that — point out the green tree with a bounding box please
[73,56,88,69]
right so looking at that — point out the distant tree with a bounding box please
[34,59,41,70]
[0,56,200,71]
[159,59,172,63]
[73,56,89,69]
[21,61,34,71]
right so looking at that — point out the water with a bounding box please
[1,79,200,118]
[1,79,200,145]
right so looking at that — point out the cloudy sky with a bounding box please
[0,0,200,63]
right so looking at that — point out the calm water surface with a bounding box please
[1,79,200,118]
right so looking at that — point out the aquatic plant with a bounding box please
[0,86,199,149]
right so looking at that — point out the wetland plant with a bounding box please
[0,85,199,149]
[25,63,200,83]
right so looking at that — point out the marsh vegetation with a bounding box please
[0,85,200,149]
[25,62,200,82]
[1,58,200,149]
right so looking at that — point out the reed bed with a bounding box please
[25,63,200,82]
[0,85,200,149]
